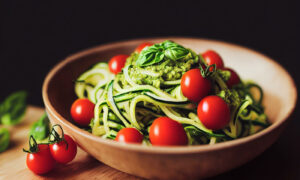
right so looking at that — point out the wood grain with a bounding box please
[0,106,141,180]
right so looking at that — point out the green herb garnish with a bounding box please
[136,40,189,67]
[29,113,50,141]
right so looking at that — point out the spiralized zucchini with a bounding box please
[74,41,269,145]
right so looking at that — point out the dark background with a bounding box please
[1,0,299,179]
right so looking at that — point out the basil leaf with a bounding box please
[135,40,190,67]
[136,45,165,66]
[0,128,10,153]
[162,40,177,48]
[142,50,165,66]
[29,113,50,141]
[164,46,189,61]
[163,40,189,60]
[0,91,27,125]
[136,50,155,66]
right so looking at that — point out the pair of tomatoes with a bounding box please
[202,50,241,88]
[181,50,240,130]
[116,117,187,146]
[181,50,241,102]
[26,134,77,174]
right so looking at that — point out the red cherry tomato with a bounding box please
[26,144,56,174]
[197,96,230,130]
[115,128,144,144]
[181,69,211,102]
[223,68,241,88]
[70,98,95,126]
[202,50,224,70]
[49,134,77,164]
[149,117,187,146]
[108,54,129,74]
[135,42,153,53]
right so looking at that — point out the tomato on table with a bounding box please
[26,144,56,174]
[149,117,187,146]
[70,98,95,126]
[108,54,129,74]
[197,96,230,130]
[181,69,211,102]
[135,42,153,53]
[49,134,77,164]
[202,50,224,69]
[223,67,241,88]
[115,128,144,144]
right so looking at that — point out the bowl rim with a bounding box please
[42,36,298,154]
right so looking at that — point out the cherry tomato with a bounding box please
[108,54,129,74]
[135,42,153,53]
[197,96,230,130]
[49,134,77,164]
[26,144,56,174]
[181,69,211,102]
[202,50,224,70]
[115,128,143,144]
[223,67,241,88]
[149,117,187,146]
[70,98,95,126]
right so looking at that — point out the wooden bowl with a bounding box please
[42,37,297,179]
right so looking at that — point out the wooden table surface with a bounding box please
[0,106,299,180]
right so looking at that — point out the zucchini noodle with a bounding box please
[74,41,269,145]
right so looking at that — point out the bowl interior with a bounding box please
[44,37,297,147]
[45,44,141,121]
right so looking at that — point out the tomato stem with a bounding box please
[49,124,69,150]
[199,54,217,78]
[23,135,39,153]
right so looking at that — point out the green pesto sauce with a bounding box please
[118,49,199,89]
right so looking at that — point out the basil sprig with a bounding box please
[0,91,27,125]
[136,40,189,67]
